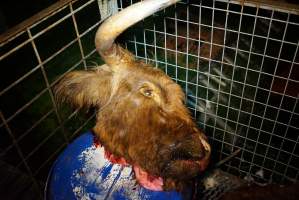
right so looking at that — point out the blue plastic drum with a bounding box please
[46,131,189,200]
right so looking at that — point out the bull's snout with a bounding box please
[171,134,207,161]
[161,133,211,180]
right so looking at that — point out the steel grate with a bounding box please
[0,0,298,198]
[121,0,299,184]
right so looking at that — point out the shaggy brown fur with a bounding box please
[54,0,211,191]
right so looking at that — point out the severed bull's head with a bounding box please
[55,0,210,191]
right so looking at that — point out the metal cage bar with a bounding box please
[123,0,299,183]
[0,0,103,198]
[0,0,299,198]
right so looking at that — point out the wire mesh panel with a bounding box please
[120,0,299,184]
[0,0,298,199]
[0,0,112,198]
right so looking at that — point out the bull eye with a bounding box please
[140,87,153,97]
[144,89,152,96]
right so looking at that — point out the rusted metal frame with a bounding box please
[27,29,69,145]
[0,111,43,199]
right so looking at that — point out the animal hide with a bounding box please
[55,0,211,191]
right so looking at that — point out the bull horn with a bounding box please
[95,0,181,68]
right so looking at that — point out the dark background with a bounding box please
[0,0,58,33]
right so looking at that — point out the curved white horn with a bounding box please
[95,0,181,66]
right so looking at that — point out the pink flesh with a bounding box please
[133,165,164,191]
[94,137,164,191]
[93,137,208,191]
[104,150,129,165]
[104,150,164,190]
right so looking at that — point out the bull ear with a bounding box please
[54,65,112,110]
